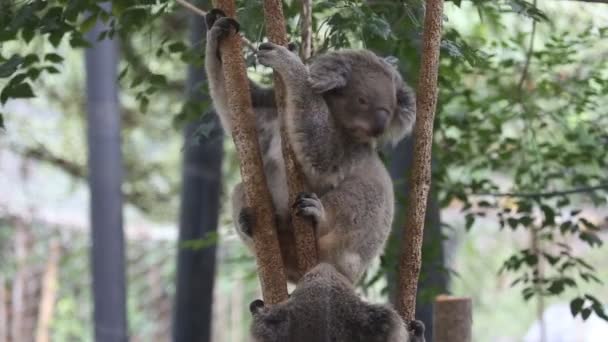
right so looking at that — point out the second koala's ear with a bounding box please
[308,52,351,94]
[249,299,265,315]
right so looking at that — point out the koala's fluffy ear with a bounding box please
[308,52,352,93]
[381,77,416,146]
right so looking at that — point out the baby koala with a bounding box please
[249,263,425,342]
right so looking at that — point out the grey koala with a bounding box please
[249,263,426,342]
[204,10,416,283]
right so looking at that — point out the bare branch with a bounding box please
[175,0,257,52]
[396,0,445,323]
[474,183,608,198]
[299,0,313,60]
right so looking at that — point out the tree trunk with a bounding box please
[396,0,444,322]
[85,3,128,340]
[172,8,224,342]
[387,136,446,342]
[212,0,288,304]
[262,0,318,280]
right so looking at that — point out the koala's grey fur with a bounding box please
[249,263,425,342]
[204,11,416,283]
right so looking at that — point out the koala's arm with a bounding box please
[256,43,346,181]
[204,15,276,134]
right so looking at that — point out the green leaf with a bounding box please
[168,42,187,53]
[139,96,149,113]
[0,113,4,130]
[80,13,98,33]
[10,82,35,99]
[581,308,592,320]
[44,53,64,63]
[570,297,584,316]
[0,55,24,78]
[48,32,64,47]
[23,54,39,67]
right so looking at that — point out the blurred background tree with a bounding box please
[0,0,607,341]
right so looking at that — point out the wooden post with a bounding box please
[212,0,288,304]
[433,295,472,342]
[261,0,318,278]
[395,0,444,322]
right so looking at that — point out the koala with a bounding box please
[249,263,426,342]
[204,10,416,283]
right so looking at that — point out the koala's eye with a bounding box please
[357,97,368,105]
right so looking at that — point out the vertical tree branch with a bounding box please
[261,0,318,280]
[212,0,288,304]
[396,0,444,322]
[300,0,313,60]
[35,241,61,342]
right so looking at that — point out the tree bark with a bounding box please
[212,0,288,304]
[433,295,472,342]
[299,0,313,60]
[172,6,223,342]
[262,0,318,280]
[84,3,128,340]
[35,241,61,342]
[396,0,444,322]
[387,135,446,342]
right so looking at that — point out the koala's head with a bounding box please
[248,263,420,342]
[249,299,292,342]
[309,50,416,145]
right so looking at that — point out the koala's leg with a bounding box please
[231,183,255,249]
[408,320,426,342]
[294,176,391,284]
[256,43,343,182]
[205,12,240,133]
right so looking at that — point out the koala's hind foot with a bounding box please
[237,207,256,241]
[292,192,325,226]
[408,320,426,342]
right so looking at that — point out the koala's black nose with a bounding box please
[250,299,265,315]
[371,109,390,136]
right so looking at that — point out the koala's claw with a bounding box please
[408,320,426,341]
[238,207,256,238]
[213,17,240,35]
[205,8,227,28]
[249,299,265,315]
[292,192,324,224]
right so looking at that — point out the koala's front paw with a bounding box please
[292,192,325,225]
[408,320,426,342]
[208,16,240,42]
[257,42,285,67]
[237,207,256,240]
[205,8,226,29]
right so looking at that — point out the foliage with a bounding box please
[436,1,608,322]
